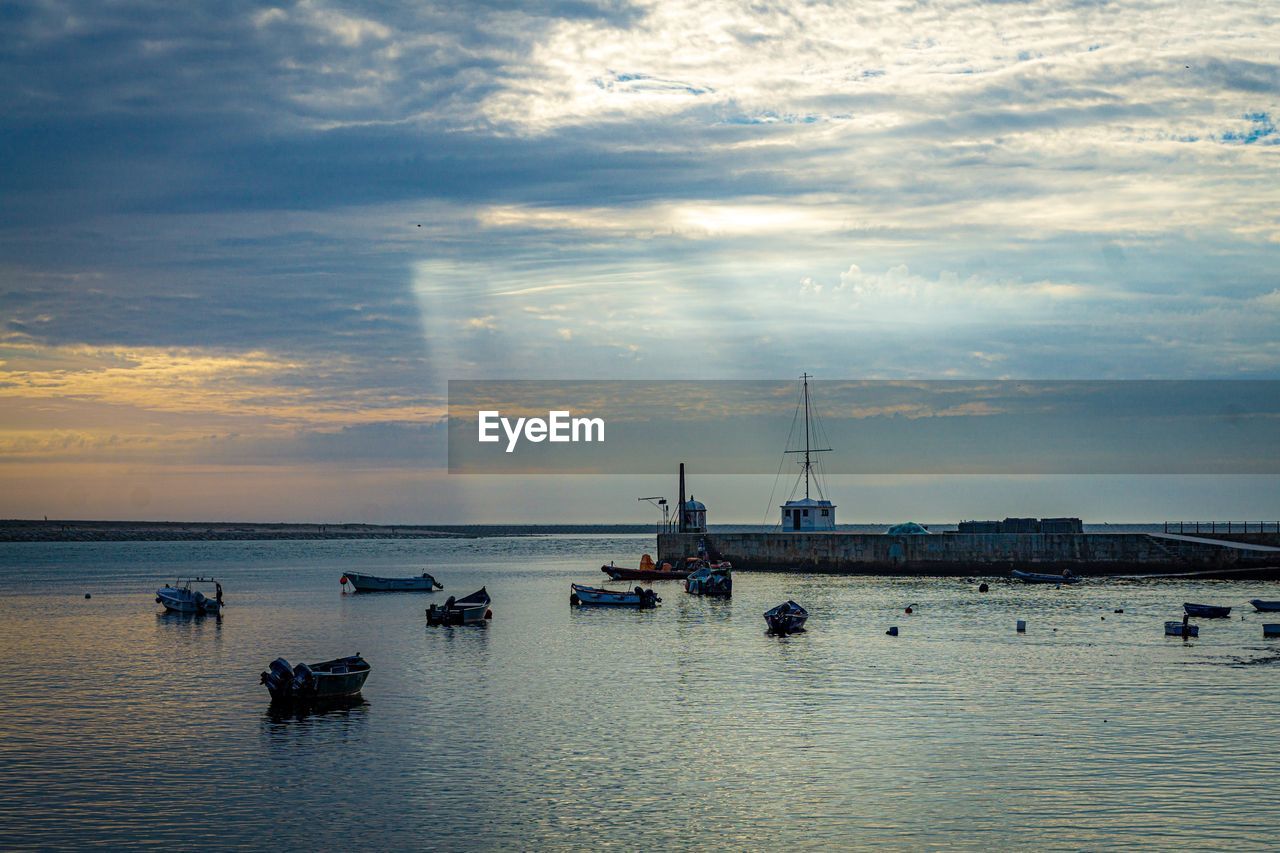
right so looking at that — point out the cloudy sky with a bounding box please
[2,0,1277,522]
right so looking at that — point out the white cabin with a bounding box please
[780,497,836,531]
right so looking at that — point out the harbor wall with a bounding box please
[656,532,1277,576]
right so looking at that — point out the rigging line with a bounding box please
[761,384,804,530]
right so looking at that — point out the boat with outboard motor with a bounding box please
[601,554,692,581]
[156,577,224,614]
[570,584,661,608]
[1165,621,1199,638]
[1011,569,1080,585]
[341,570,442,592]
[764,600,808,634]
[427,587,492,626]
[260,654,370,702]
[685,561,732,597]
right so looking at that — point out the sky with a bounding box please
[1,0,1278,523]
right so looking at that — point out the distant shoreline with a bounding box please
[0,518,1176,543]
[0,519,659,542]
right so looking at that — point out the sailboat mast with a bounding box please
[802,372,811,499]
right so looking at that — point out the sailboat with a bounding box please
[779,373,837,531]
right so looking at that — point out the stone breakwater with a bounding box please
[0,521,658,542]
[658,531,1280,577]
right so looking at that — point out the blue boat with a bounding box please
[570,584,660,608]
[1249,599,1280,612]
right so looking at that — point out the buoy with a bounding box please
[1114,608,1123,613]
[905,604,914,614]
[570,594,580,606]
[485,609,493,619]
[340,576,348,585]
[1016,619,1026,633]
[886,626,898,636]
[978,583,989,593]
[84,593,91,599]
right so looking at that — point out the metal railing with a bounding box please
[1164,521,1280,534]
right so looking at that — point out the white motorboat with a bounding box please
[426,587,491,626]
[155,577,223,615]
[341,570,442,592]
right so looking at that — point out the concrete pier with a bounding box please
[657,531,1280,577]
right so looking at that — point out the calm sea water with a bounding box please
[1,536,1278,850]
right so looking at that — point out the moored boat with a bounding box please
[260,654,370,702]
[1183,602,1231,618]
[156,577,224,614]
[1011,569,1080,585]
[1165,621,1199,638]
[1249,599,1280,612]
[685,561,732,597]
[601,554,692,581]
[764,600,808,635]
[570,584,660,608]
[427,587,491,626]
[341,570,442,592]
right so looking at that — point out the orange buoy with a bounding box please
[340,576,348,585]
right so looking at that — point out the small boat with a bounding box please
[685,561,732,597]
[1263,624,1280,638]
[570,584,661,608]
[427,587,491,626]
[764,600,808,635]
[1183,602,1231,618]
[1250,599,1280,612]
[1011,569,1080,585]
[155,577,224,614]
[1165,621,1199,638]
[341,570,442,592]
[601,554,693,581]
[260,654,370,702]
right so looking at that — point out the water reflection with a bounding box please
[261,698,370,739]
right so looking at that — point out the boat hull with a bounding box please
[1183,603,1231,618]
[601,566,691,581]
[1165,621,1199,637]
[1250,599,1280,612]
[261,655,371,703]
[1011,569,1080,584]
[571,584,660,607]
[764,600,809,634]
[156,589,221,614]
[427,588,491,626]
[342,571,441,592]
